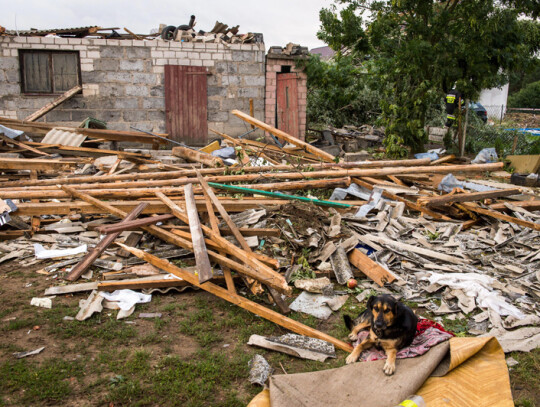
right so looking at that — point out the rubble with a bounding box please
[0,108,538,365]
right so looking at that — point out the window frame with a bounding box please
[19,50,82,96]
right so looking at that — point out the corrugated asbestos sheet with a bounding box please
[4,26,99,37]
[41,128,87,147]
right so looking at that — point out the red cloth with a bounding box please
[415,318,455,337]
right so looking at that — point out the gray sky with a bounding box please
[2,0,333,50]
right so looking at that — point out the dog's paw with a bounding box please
[383,361,395,376]
[348,332,357,341]
[345,353,358,365]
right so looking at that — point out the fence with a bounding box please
[482,105,540,124]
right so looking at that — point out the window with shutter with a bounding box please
[20,51,81,94]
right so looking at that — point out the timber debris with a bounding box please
[0,110,539,359]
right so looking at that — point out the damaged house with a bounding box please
[0,24,307,145]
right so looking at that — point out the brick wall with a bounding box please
[0,36,266,142]
[265,57,307,141]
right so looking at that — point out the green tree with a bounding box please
[508,80,540,108]
[317,0,540,156]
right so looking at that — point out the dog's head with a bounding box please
[367,294,399,332]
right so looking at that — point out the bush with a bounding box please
[508,80,540,108]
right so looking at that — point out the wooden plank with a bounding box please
[14,199,367,216]
[65,202,148,281]
[117,232,143,258]
[155,191,290,295]
[489,201,540,212]
[430,154,456,165]
[0,157,78,171]
[24,85,82,122]
[348,249,396,287]
[61,186,292,295]
[232,109,336,163]
[95,214,175,234]
[419,188,521,207]
[184,183,213,284]
[202,187,237,294]
[0,133,51,156]
[116,243,352,353]
[461,203,540,231]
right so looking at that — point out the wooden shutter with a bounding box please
[23,52,51,93]
[52,53,79,92]
[165,65,208,145]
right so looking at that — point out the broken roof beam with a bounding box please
[0,157,78,171]
[13,199,367,216]
[418,188,521,207]
[232,110,336,163]
[117,243,352,353]
[461,203,540,231]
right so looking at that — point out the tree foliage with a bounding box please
[317,0,540,156]
[508,80,540,108]
[299,54,381,127]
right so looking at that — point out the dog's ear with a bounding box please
[366,295,375,310]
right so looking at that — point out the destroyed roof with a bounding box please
[3,26,100,37]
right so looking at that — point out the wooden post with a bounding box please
[249,98,255,129]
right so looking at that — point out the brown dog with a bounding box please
[344,294,417,375]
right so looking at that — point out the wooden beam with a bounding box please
[489,200,540,212]
[65,202,148,281]
[95,214,175,234]
[461,203,540,231]
[348,249,396,287]
[184,183,213,284]
[232,110,337,163]
[24,85,82,122]
[172,146,224,167]
[13,199,367,216]
[116,243,353,353]
[418,188,521,207]
[0,157,77,171]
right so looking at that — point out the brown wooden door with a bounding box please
[165,65,208,145]
[276,73,299,138]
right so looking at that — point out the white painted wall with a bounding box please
[479,84,509,118]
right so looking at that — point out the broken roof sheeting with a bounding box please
[4,26,100,37]
[41,128,87,147]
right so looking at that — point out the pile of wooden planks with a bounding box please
[1,110,539,354]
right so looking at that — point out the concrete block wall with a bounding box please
[265,57,307,141]
[0,36,266,140]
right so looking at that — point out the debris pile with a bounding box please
[0,108,539,361]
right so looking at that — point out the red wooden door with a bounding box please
[165,65,208,145]
[276,73,299,138]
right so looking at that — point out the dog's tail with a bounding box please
[343,315,354,331]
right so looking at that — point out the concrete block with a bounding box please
[46,110,72,121]
[215,61,237,74]
[71,109,100,122]
[239,64,263,75]
[222,75,241,86]
[194,43,205,49]
[98,83,125,97]
[186,52,200,59]
[13,37,27,43]
[150,85,165,97]
[143,97,165,109]
[93,58,120,71]
[87,51,100,59]
[0,83,21,95]
[120,59,145,71]
[132,73,159,85]
[203,60,214,67]
[243,76,265,86]
[208,111,229,122]
[113,97,139,109]
[238,88,260,98]
[200,53,211,60]
[99,46,126,58]
[232,51,254,62]
[191,59,203,66]
[126,46,151,58]
[207,86,227,97]
[125,85,149,97]
[147,110,165,121]
[123,110,147,122]
[212,53,224,60]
